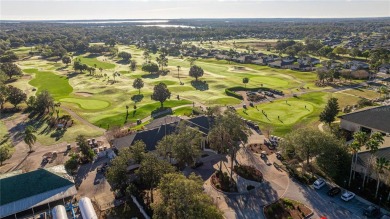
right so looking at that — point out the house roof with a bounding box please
[0,167,76,218]
[340,106,390,133]
[113,115,212,151]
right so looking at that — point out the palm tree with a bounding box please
[374,157,389,198]
[362,132,384,189]
[348,141,361,187]
[349,131,368,186]
[177,66,181,82]
[23,126,37,153]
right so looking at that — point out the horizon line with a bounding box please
[1,16,390,22]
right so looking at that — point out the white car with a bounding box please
[341,191,355,201]
[313,178,326,189]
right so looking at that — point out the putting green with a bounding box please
[238,100,315,125]
[60,98,110,110]
[27,69,73,99]
[77,56,115,69]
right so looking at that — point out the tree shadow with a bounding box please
[141,73,160,79]
[131,94,144,103]
[67,72,83,79]
[50,128,67,141]
[191,80,209,91]
[116,60,130,65]
[56,66,68,71]
[85,54,100,58]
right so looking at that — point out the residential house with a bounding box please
[298,57,320,67]
[112,115,213,152]
[343,60,370,71]
[378,64,390,74]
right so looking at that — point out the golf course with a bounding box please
[9,43,372,138]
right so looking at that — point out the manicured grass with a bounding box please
[238,92,327,136]
[341,88,381,99]
[60,98,110,110]
[238,99,315,125]
[94,100,191,128]
[76,55,116,69]
[27,69,73,99]
[173,106,193,116]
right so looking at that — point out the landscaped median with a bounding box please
[263,198,313,219]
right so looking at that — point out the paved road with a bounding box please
[192,129,386,219]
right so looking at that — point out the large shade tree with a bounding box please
[132,78,144,94]
[189,65,204,81]
[153,173,223,219]
[136,153,175,203]
[151,82,171,108]
[6,85,26,108]
[208,110,250,181]
[1,62,22,80]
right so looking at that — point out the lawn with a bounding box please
[238,99,315,125]
[76,55,116,69]
[173,106,193,116]
[341,88,381,99]
[26,69,73,99]
[93,100,192,128]
[60,98,110,110]
[238,92,328,136]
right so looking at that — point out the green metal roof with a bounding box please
[0,168,74,205]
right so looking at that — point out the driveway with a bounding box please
[197,141,386,219]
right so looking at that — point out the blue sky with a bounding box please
[0,0,389,20]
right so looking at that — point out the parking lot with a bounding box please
[309,182,387,219]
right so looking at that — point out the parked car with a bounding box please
[341,191,355,201]
[313,178,326,189]
[363,205,380,217]
[327,187,341,197]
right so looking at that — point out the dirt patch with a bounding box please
[21,74,32,79]
[229,66,249,72]
[75,92,94,97]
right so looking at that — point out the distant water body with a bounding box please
[138,24,195,28]
[55,20,170,24]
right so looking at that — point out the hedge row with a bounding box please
[225,86,273,100]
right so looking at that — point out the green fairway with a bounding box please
[77,55,116,69]
[173,106,193,116]
[238,100,315,125]
[26,69,73,99]
[60,98,110,110]
[238,92,328,136]
[93,100,192,127]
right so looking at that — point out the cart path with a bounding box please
[61,106,106,132]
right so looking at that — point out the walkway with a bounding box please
[61,106,106,132]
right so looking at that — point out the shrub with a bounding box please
[225,88,243,100]
[234,165,263,182]
[65,154,79,174]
